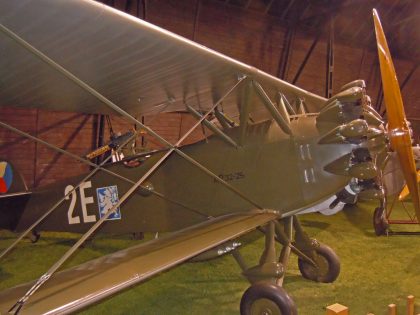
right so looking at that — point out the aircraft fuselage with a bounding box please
[13,115,353,233]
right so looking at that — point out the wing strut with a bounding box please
[252,80,291,134]
[0,23,258,209]
[1,22,269,313]
[0,130,137,261]
[0,124,209,261]
[0,212,279,314]
[186,104,238,148]
[239,80,253,145]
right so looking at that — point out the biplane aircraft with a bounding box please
[0,0,418,314]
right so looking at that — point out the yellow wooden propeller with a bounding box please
[399,170,420,201]
[373,9,420,221]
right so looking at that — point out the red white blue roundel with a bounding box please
[0,161,13,194]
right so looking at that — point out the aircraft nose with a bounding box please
[317,80,388,204]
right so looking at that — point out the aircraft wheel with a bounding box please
[240,283,297,315]
[29,230,40,243]
[131,232,144,240]
[373,207,388,236]
[297,243,340,283]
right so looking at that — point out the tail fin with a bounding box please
[0,160,31,230]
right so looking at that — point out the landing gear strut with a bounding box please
[232,215,340,315]
[290,217,340,283]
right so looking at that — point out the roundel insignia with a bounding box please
[0,161,13,194]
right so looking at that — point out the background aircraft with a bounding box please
[0,0,418,314]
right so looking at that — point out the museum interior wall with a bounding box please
[0,0,418,188]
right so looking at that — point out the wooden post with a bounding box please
[388,303,397,315]
[326,303,349,315]
[407,295,414,315]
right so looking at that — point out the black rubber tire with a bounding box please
[29,230,40,243]
[297,243,340,283]
[373,207,388,236]
[240,283,297,315]
[131,232,144,240]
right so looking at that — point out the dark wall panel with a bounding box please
[0,0,418,187]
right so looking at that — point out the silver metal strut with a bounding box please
[0,22,267,313]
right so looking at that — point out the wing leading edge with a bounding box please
[0,210,279,314]
[0,0,326,120]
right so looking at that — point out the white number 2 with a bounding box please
[65,185,79,224]
[64,181,97,224]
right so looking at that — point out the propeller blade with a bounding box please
[398,170,420,201]
[373,9,420,221]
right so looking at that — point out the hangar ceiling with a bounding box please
[98,0,419,120]
[101,0,419,63]
[0,0,418,188]
[216,0,419,63]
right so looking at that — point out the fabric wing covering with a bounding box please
[0,0,326,122]
[0,211,279,314]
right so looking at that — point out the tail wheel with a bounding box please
[240,283,297,315]
[373,207,388,236]
[297,243,340,283]
[29,230,40,243]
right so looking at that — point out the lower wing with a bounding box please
[0,210,279,314]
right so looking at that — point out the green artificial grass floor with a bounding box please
[1,200,419,314]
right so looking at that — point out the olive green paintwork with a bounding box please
[0,1,400,314]
[0,212,279,314]
[10,115,354,234]
[0,0,326,120]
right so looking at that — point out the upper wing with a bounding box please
[0,210,278,315]
[0,0,326,120]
